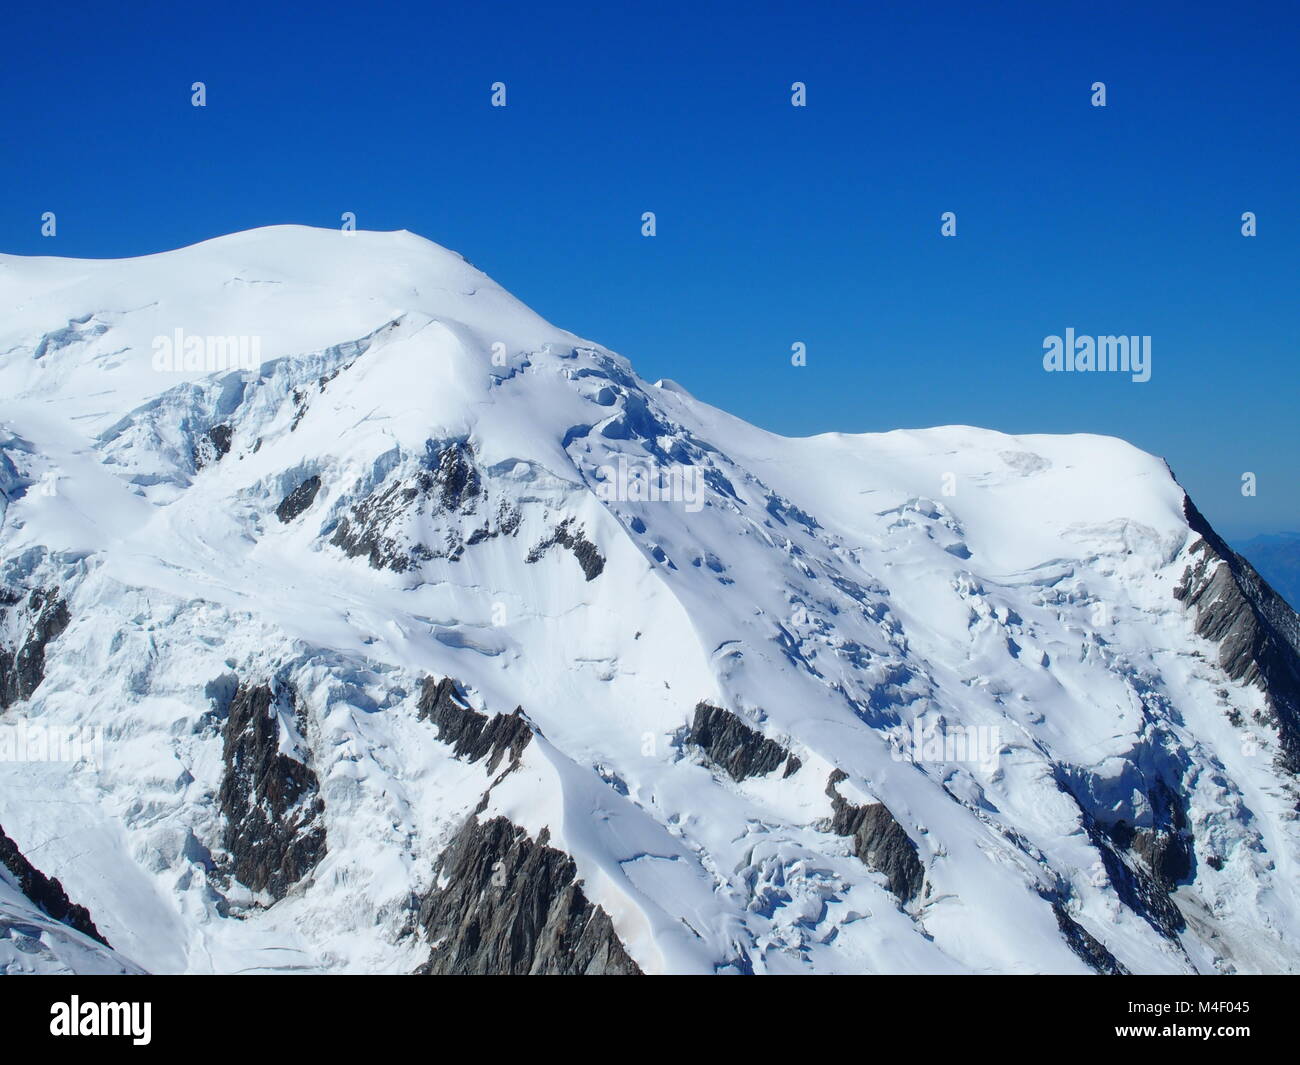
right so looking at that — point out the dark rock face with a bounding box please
[217,683,326,899]
[0,824,108,947]
[0,587,71,710]
[1175,493,1300,773]
[1116,823,1194,893]
[331,440,517,571]
[688,703,800,781]
[826,770,924,904]
[1108,776,1194,895]
[415,815,642,975]
[1050,898,1128,975]
[331,478,424,570]
[275,475,322,523]
[209,423,234,455]
[193,423,233,470]
[1085,815,1185,941]
[1054,766,1188,941]
[428,439,480,512]
[411,679,637,974]
[526,517,604,581]
[416,677,532,773]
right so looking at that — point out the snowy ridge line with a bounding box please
[0,226,1297,973]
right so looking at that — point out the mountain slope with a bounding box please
[1,226,1298,974]
[0,822,141,974]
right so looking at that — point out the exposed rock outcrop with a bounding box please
[331,440,516,571]
[1176,493,1300,773]
[1053,764,1189,941]
[0,823,108,947]
[1085,816,1185,941]
[1117,823,1194,893]
[217,682,326,899]
[415,814,641,975]
[416,676,532,773]
[331,477,424,570]
[0,587,70,710]
[427,439,481,512]
[826,770,924,904]
[193,423,233,470]
[526,517,604,581]
[1050,898,1129,975]
[688,702,800,781]
[275,474,321,523]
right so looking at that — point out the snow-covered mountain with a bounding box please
[2,225,1299,975]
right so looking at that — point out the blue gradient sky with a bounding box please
[2,0,1296,537]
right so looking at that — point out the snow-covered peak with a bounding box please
[1,227,1298,975]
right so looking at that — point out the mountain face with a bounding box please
[2,226,1299,975]
[0,823,141,974]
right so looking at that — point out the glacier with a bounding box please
[1,224,1298,974]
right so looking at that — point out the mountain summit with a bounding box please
[2,226,1298,974]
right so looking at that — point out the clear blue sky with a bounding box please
[2,0,1296,538]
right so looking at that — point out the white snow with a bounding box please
[0,225,1296,974]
